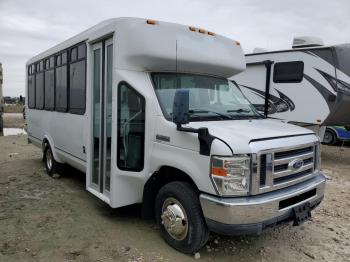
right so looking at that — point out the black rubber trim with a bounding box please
[249,133,315,143]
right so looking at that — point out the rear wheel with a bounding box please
[155,181,209,254]
[323,129,337,145]
[44,144,60,178]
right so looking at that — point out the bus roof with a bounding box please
[27,17,245,78]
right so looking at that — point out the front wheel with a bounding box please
[155,181,209,254]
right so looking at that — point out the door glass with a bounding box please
[105,44,113,191]
[92,48,101,185]
[117,83,145,171]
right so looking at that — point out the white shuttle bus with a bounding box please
[26,18,326,253]
[232,36,350,141]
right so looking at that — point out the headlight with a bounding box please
[210,155,251,196]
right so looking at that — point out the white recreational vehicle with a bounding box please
[26,19,325,253]
[232,36,350,141]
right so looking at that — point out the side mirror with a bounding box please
[173,89,189,126]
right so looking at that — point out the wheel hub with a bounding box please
[46,149,53,170]
[161,198,188,240]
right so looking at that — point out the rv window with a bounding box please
[35,72,44,109]
[69,60,86,114]
[273,61,304,83]
[55,65,68,112]
[44,69,55,110]
[117,82,145,172]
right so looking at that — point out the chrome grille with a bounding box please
[253,143,320,194]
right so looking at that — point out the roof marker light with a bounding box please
[198,28,206,34]
[235,41,241,46]
[208,31,215,36]
[189,26,197,32]
[146,19,157,25]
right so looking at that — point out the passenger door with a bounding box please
[88,38,113,200]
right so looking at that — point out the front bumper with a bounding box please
[200,173,326,235]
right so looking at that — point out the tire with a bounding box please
[155,181,209,254]
[323,129,337,145]
[44,144,60,178]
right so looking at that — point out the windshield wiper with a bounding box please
[189,109,233,120]
[227,108,251,113]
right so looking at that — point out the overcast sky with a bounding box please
[1,0,350,97]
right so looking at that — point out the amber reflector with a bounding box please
[146,19,157,25]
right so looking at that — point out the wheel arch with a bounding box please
[141,165,199,219]
[42,135,63,163]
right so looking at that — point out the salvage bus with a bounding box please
[26,18,326,253]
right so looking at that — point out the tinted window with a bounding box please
[56,55,61,66]
[69,60,86,114]
[35,72,44,109]
[62,51,67,64]
[44,69,55,110]
[55,65,68,111]
[117,83,145,171]
[70,48,77,62]
[28,72,35,109]
[78,44,86,59]
[273,61,304,83]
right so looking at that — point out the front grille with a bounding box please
[256,143,318,192]
[274,146,313,159]
[274,168,313,184]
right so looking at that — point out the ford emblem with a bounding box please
[289,159,303,171]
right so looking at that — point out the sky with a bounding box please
[1,0,350,97]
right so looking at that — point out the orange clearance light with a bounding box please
[146,19,157,25]
[199,28,206,34]
[208,31,215,36]
[189,26,196,32]
[235,41,241,46]
[316,119,322,123]
[212,167,227,177]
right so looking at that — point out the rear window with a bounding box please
[273,61,304,83]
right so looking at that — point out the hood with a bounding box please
[186,118,315,154]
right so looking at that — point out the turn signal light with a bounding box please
[146,19,157,25]
[212,167,227,177]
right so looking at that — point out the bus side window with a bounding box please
[117,83,145,172]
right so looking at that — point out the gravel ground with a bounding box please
[0,133,349,261]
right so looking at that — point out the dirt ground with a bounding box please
[0,120,349,261]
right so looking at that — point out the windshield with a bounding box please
[152,73,261,121]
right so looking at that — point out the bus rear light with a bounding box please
[146,19,157,25]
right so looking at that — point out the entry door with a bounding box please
[90,38,113,197]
